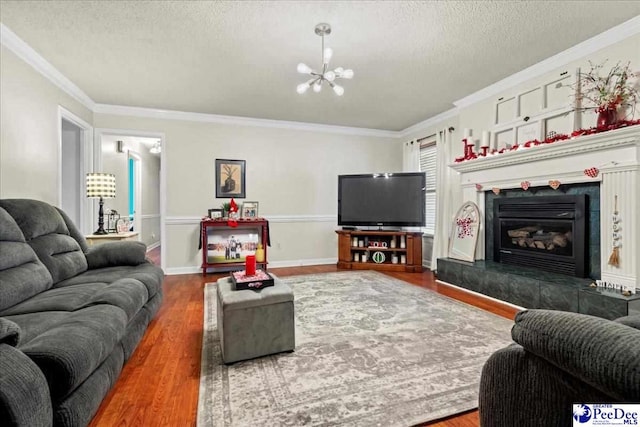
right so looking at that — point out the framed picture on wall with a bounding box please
[215,159,246,199]
[241,201,259,218]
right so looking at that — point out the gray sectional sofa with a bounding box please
[479,309,640,426]
[0,199,163,427]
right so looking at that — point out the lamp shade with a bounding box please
[86,173,116,199]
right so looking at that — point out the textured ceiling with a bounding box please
[1,1,639,131]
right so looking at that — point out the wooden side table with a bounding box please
[85,231,139,246]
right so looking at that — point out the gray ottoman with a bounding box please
[217,275,295,364]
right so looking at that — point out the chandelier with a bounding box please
[296,23,354,96]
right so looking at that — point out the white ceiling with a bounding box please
[1,1,639,131]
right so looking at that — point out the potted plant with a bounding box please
[576,60,639,127]
[221,202,231,218]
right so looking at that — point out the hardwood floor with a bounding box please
[89,255,519,427]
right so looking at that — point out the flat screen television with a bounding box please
[338,172,426,227]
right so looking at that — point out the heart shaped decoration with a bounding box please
[492,187,500,195]
[520,181,531,191]
[475,183,483,191]
[584,167,599,178]
[549,180,561,190]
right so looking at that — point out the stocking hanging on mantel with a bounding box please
[548,180,561,190]
[492,187,500,195]
[520,181,531,191]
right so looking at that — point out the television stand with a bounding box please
[336,230,423,273]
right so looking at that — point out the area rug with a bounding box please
[197,270,514,426]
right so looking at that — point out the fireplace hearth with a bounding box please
[493,195,588,277]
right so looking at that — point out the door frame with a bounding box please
[127,150,143,236]
[58,106,93,234]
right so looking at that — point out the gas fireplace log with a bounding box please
[507,226,539,238]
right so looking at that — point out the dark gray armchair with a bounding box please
[479,309,640,427]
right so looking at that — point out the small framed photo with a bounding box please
[215,159,246,199]
[241,201,259,218]
[208,208,223,219]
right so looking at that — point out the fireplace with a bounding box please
[493,195,588,277]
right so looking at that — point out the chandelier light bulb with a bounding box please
[296,83,310,94]
[297,63,312,74]
[334,67,344,74]
[332,83,344,96]
[313,80,322,92]
[342,69,354,79]
[325,71,336,82]
[323,48,333,64]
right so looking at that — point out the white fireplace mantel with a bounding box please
[450,126,640,290]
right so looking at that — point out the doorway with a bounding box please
[58,107,93,234]
[95,129,164,267]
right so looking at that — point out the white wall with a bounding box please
[0,46,93,203]
[93,113,400,272]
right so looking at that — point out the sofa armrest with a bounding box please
[0,318,20,346]
[615,314,640,330]
[85,241,148,270]
[0,344,52,426]
[512,309,640,400]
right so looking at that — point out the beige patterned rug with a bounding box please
[197,271,514,426]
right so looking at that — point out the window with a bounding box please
[419,141,437,235]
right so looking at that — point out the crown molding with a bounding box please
[397,108,459,139]
[93,104,398,138]
[452,15,640,109]
[0,23,95,111]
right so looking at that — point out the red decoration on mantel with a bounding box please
[584,167,600,178]
[492,187,501,195]
[227,198,239,227]
[549,180,561,190]
[453,119,640,163]
[475,183,483,191]
[521,181,531,191]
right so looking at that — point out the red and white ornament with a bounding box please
[475,183,483,191]
[520,181,531,191]
[584,167,599,178]
[492,187,500,195]
[549,180,561,190]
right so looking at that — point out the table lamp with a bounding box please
[86,173,116,235]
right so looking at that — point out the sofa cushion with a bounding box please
[0,279,149,323]
[0,207,53,311]
[6,305,128,402]
[85,241,148,269]
[0,199,88,284]
[55,264,164,299]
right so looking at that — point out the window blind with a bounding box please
[419,142,437,235]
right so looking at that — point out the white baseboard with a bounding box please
[164,257,337,276]
[146,241,161,251]
[165,266,202,275]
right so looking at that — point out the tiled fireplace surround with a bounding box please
[437,127,640,319]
